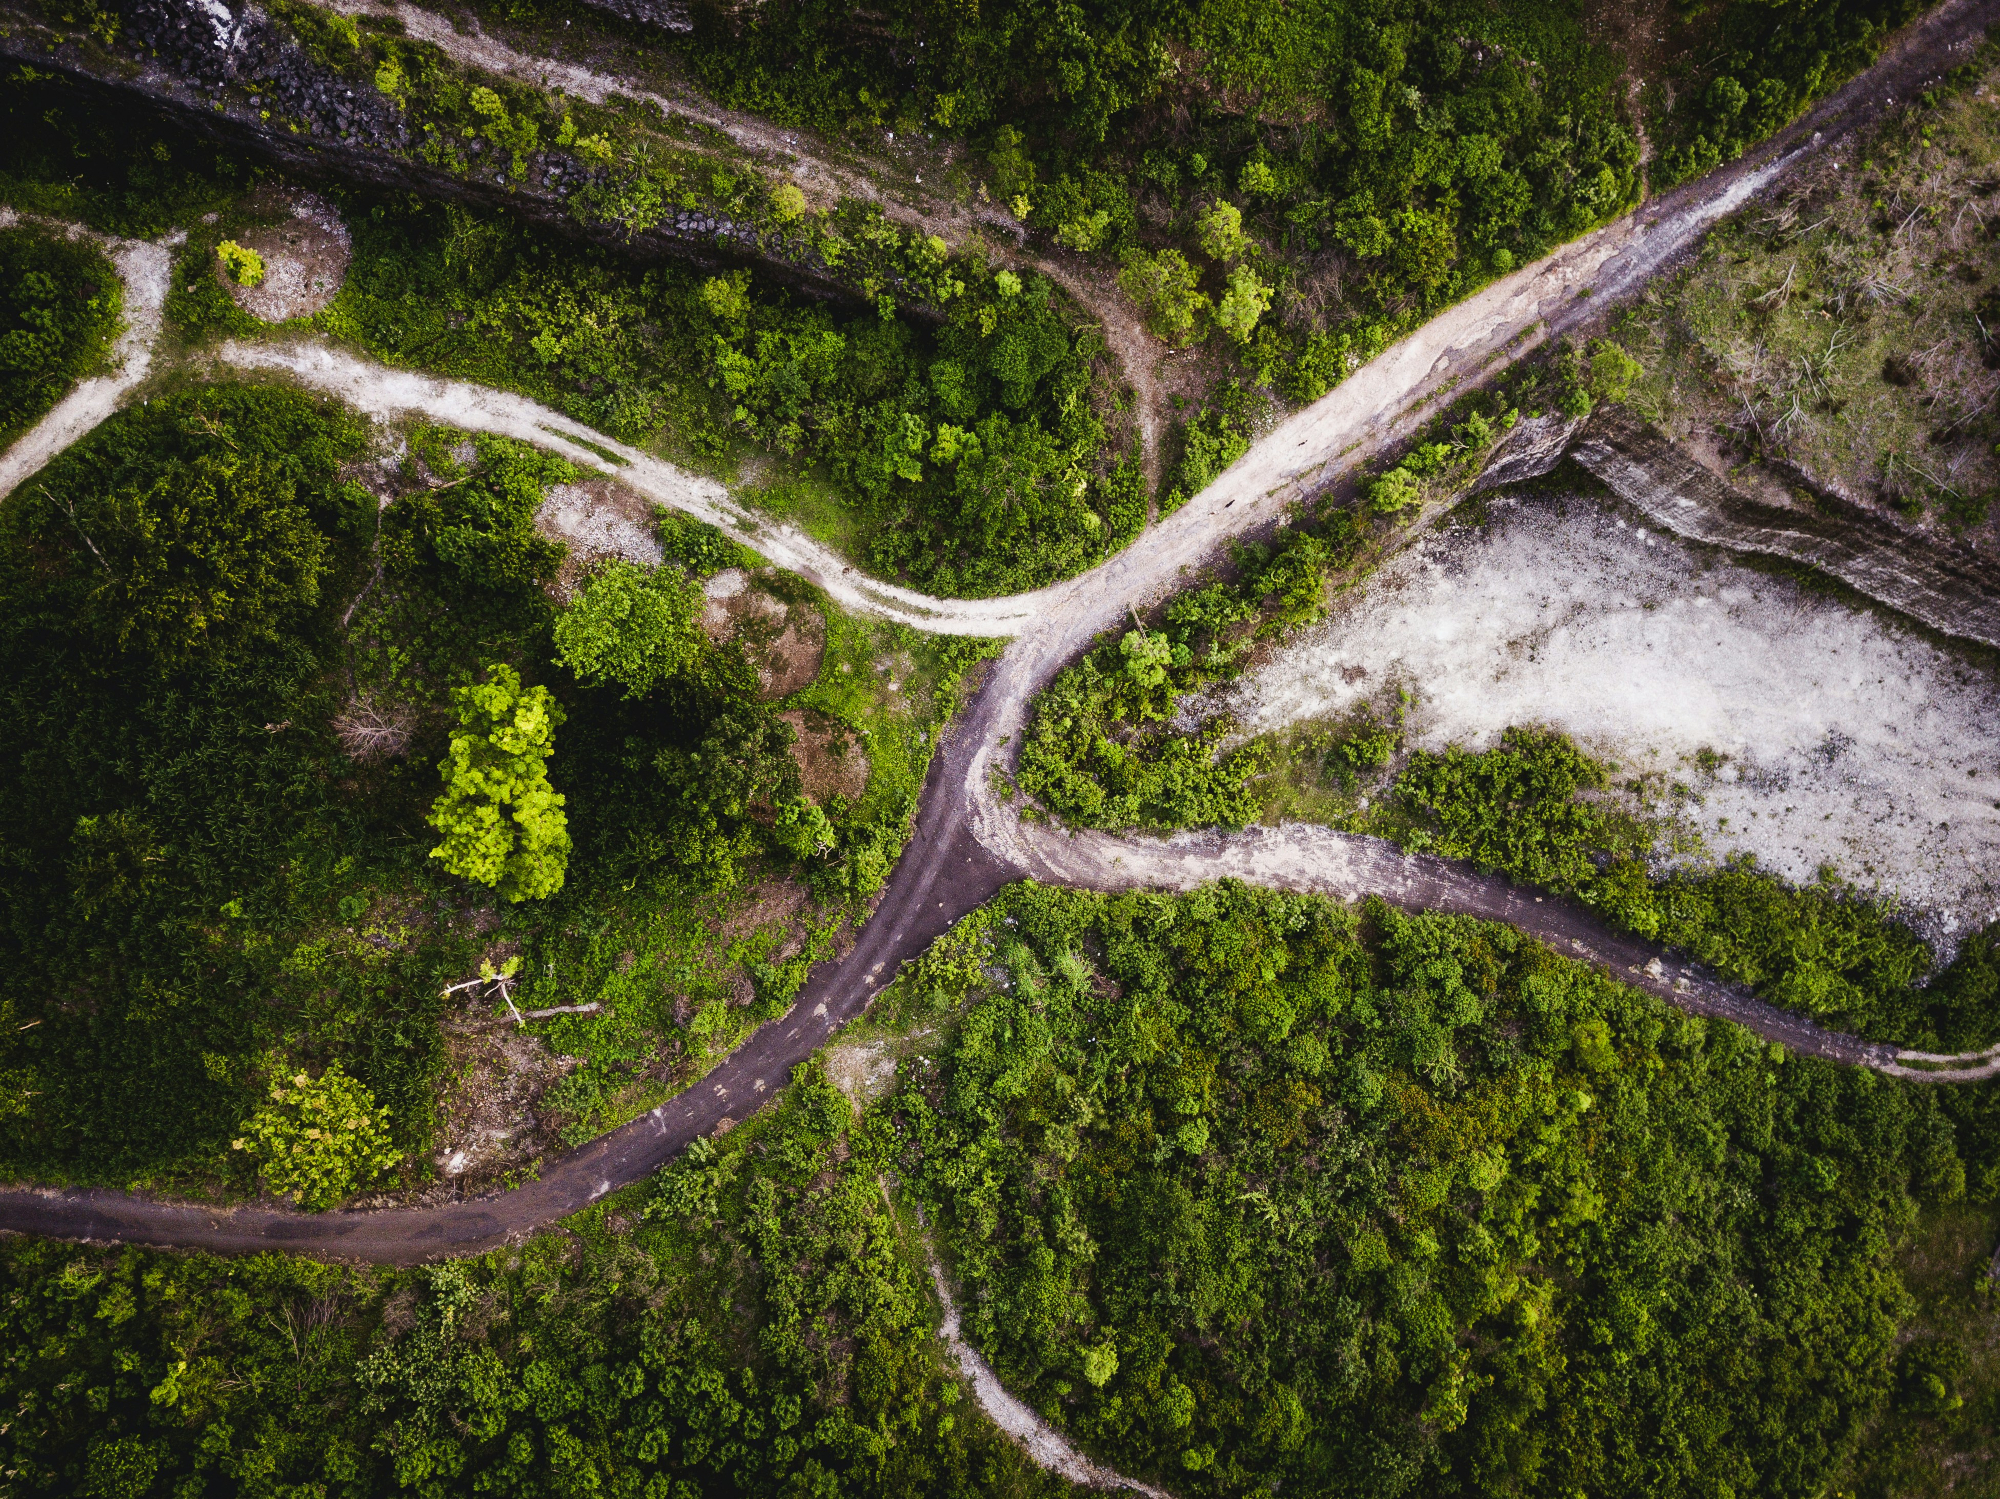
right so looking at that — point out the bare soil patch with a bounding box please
[221,192,351,322]
[429,1006,578,1193]
[536,476,665,599]
[700,569,826,696]
[781,708,869,802]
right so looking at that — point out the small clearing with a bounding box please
[222,191,351,322]
[1229,490,2000,943]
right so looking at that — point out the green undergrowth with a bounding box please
[0,1055,1073,1498]
[465,0,1919,405]
[169,185,1133,597]
[0,380,990,1195]
[1265,720,2000,1053]
[886,878,2000,1499]
[1014,376,1540,832]
[0,68,254,236]
[1623,43,2000,530]
[0,222,123,444]
[1830,1198,2000,1498]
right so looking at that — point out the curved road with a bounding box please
[3,0,1999,1261]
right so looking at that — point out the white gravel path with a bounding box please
[0,214,179,501]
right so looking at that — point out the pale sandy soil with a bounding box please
[1227,492,2000,942]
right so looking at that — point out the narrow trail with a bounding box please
[0,214,178,501]
[3,0,1999,1273]
[929,1259,1171,1498]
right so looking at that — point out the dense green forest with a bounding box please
[6,885,1999,1497]
[466,0,1923,398]
[0,380,987,1193]
[0,1058,1072,1498]
[0,222,122,443]
[894,881,2000,1498]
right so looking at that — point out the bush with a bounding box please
[1215,265,1272,344]
[1195,199,1248,261]
[553,561,706,698]
[230,1062,401,1209]
[216,239,265,287]
[1120,248,1209,347]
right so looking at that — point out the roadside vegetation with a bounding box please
[890,880,2000,1497]
[0,222,123,444]
[8,881,2000,1498]
[0,382,992,1199]
[0,1057,1072,1498]
[466,0,1919,400]
[1620,44,2000,537]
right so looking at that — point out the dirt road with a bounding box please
[3,0,1998,1262]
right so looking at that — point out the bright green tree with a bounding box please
[553,561,705,698]
[230,1063,402,1210]
[216,240,265,287]
[428,665,570,901]
[1196,199,1248,261]
[1119,249,1209,348]
[1586,338,1644,403]
[1216,265,1272,344]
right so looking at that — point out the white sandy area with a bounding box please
[1230,492,2000,943]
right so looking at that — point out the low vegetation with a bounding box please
[1622,46,2000,534]
[0,382,991,1195]
[0,1059,1071,1497]
[0,221,122,443]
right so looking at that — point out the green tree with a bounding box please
[1120,249,1209,347]
[1216,265,1272,344]
[553,562,705,698]
[230,1062,402,1210]
[428,665,571,902]
[1368,466,1423,514]
[1586,338,1644,404]
[1196,199,1248,261]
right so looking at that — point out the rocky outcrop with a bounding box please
[1572,408,2000,650]
[0,0,860,301]
[1470,410,1588,493]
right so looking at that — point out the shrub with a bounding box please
[1368,466,1423,513]
[1216,265,1272,343]
[553,561,705,698]
[428,665,571,902]
[231,1063,401,1209]
[1196,199,1248,261]
[216,240,265,287]
[1120,249,1209,347]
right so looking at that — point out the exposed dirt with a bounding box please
[699,569,825,696]
[1229,486,2000,945]
[220,190,351,322]
[430,1008,577,1192]
[536,476,664,599]
[781,708,869,802]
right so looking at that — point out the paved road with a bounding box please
[3,0,1997,1261]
